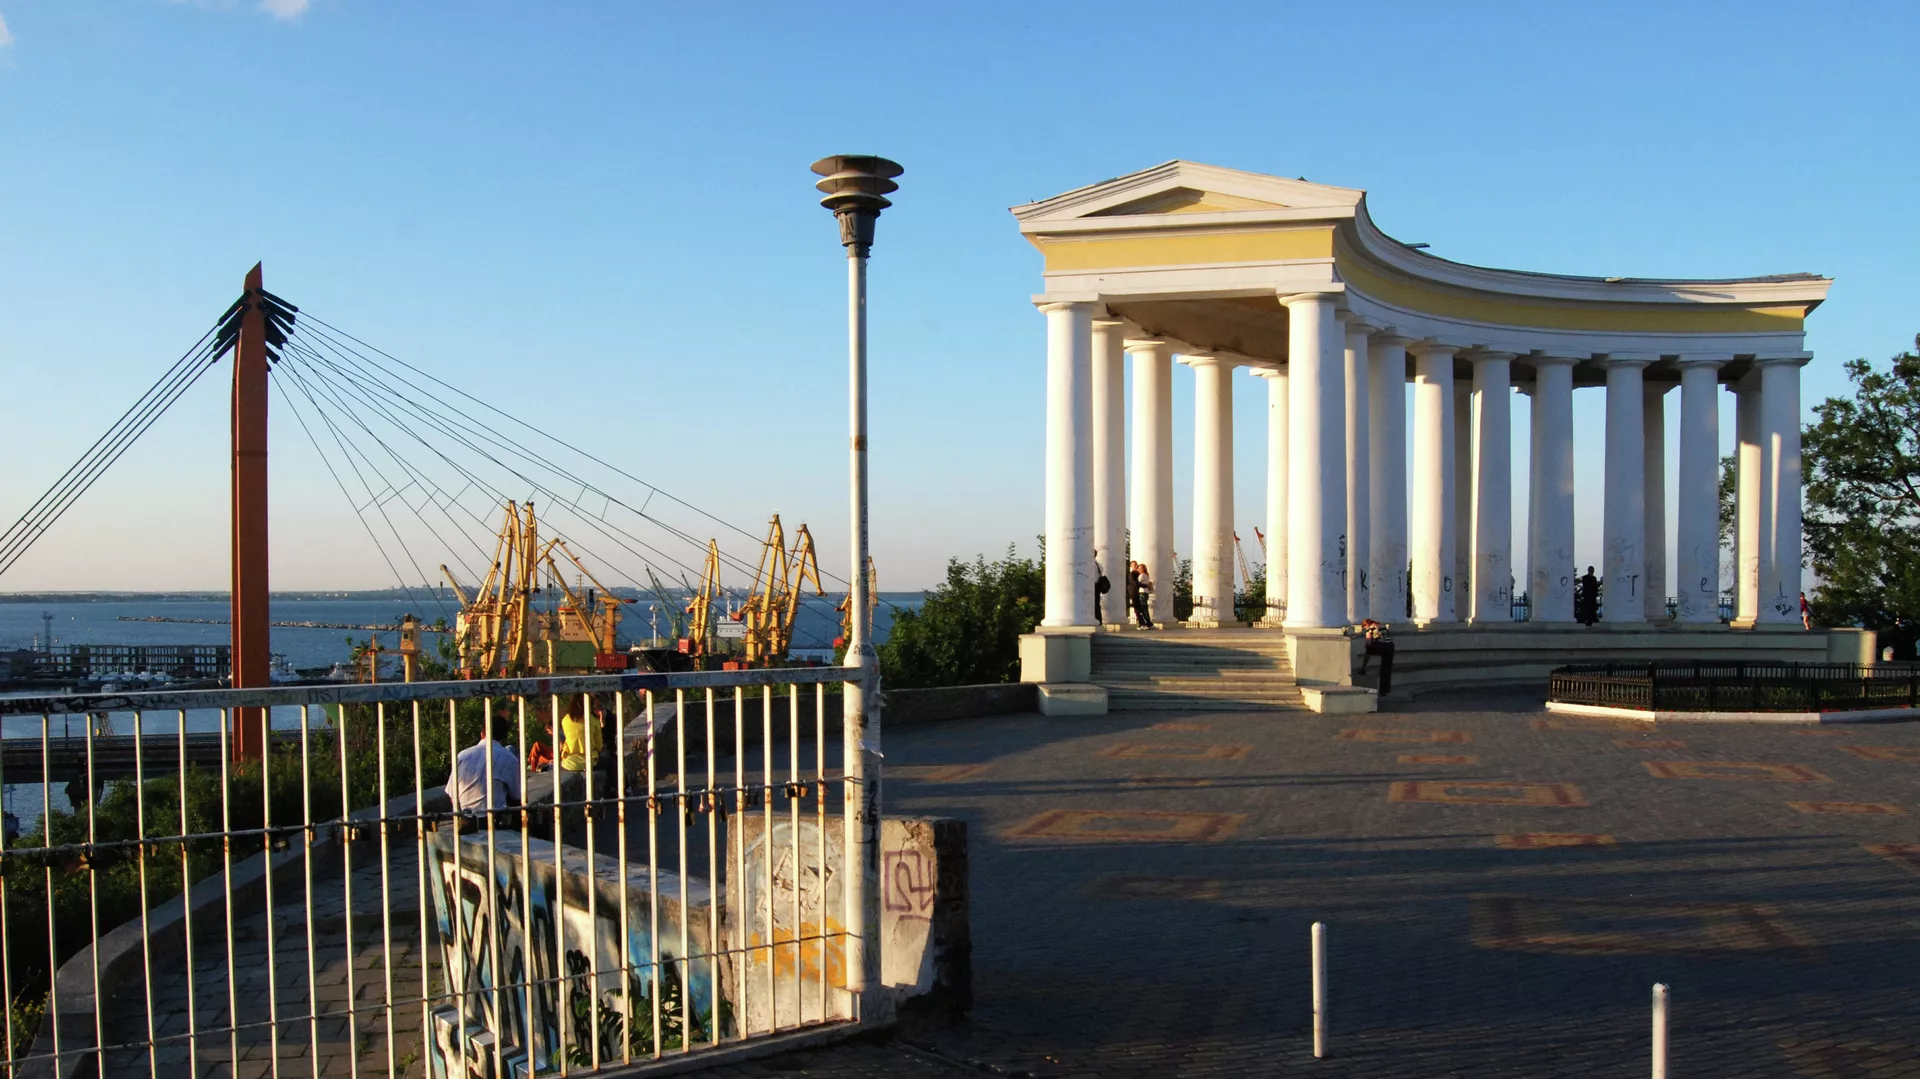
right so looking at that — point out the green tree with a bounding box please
[877,547,1044,689]
[1172,558,1193,621]
[1802,337,1920,655]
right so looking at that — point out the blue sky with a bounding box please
[1,1,1915,594]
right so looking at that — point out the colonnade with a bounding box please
[1040,297,1809,632]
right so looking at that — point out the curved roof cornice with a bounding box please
[1343,198,1831,311]
[1013,160,1832,313]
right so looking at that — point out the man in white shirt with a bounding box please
[448,737,523,814]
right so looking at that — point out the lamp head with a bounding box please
[811,154,903,253]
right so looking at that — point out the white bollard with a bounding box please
[1312,921,1328,1059]
[1651,983,1669,1079]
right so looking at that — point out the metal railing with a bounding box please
[1549,661,1920,713]
[0,667,872,1077]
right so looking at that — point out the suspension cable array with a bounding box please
[1,291,892,648]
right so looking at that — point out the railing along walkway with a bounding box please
[100,845,425,1077]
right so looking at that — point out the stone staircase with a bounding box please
[1089,628,1306,711]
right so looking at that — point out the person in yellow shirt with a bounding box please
[558,705,602,772]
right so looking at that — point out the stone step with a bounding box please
[1104,694,1305,712]
[1103,685,1303,698]
[1098,660,1290,668]
[1098,664,1290,671]
[1101,676,1298,689]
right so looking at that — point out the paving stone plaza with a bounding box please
[719,690,1920,1078]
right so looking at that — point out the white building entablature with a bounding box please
[1014,160,1830,644]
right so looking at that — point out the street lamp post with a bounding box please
[811,153,901,1020]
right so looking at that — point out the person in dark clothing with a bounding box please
[1576,566,1601,626]
[1358,619,1395,694]
[1124,562,1141,622]
[1133,562,1156,629]
[1094,566,1111,622]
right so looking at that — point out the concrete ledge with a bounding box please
[886,683,1038,725]
[1381,625,1846,697]
[1300,686,1378,714]
[1037,683,1109,715]
[1546,700,1920,724]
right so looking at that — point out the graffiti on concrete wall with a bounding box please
[425,830,722,1078]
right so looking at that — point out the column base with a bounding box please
[1018,629,1094,684]
[1729,617,1757,630]
[1285,627,1359,687]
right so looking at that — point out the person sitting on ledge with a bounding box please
[1358,619,1395,695]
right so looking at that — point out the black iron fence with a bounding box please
[1549,661,1920,714]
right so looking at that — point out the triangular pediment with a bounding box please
[1012,160,1363,228]
[1089,187,1291,216]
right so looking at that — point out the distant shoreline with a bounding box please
[0,590,923,604]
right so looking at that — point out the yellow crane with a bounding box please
[440,501,629,677]
[735,514,824,665]
[683,540,722,660]
[836,557,876,650]
[1234,531,1255,591]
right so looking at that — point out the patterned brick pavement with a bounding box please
[717,687,1920,1078]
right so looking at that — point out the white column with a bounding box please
[1091,317,1127,625]
[1674,359,1724,623]
[1410,343,1458,623]
[1734,371,1762,626]
[1281,293,1346,629]
[1186,354,1236,626]
[1529,356,1577,622]
[1602,356,1651,623]
[1255,367,1289,625]
[1368,335,1409,621]
[1756,356,1807,624]
[1643,381,1669,621]
[1469,352,1514,624]
[1041,301,1096,626]
[1453,378,1473,603]
[1343,317,1372,622]
[1126,337,1176,626]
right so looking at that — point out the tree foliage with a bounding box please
[877,547,1044,689]
[1803,337,1920,654]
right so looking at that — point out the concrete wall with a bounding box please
[886,683,1036,724]
[1358,625,1860,697]
[425,830,724,1077]
[726,813,971,1030]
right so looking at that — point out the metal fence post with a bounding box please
[1311,922,1327,1058]
[1651,983,1669,1079]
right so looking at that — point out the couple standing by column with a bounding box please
[1120,560,1155,629]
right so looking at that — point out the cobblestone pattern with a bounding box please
[99,843,427,1077]
[91,691,1920,1077]
[735,688,1920,1078]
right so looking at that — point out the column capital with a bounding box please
[1408,340,1460,360]
[1278,290,1343,309]
[1091,314,1128,330]
[1178,353,1233,370]
[1122,336,1173,355]
[1249,365,1287,380]
[1529,351,1584,367]
[1463,349,1518,364]
[1753,352,1814,368]
[1674,353,1734,368]
[1598,352,1658,367]
[1035,299,1098,315]
[1368,331,1415,349]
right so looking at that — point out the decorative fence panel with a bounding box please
[0,668,869,1077]
[1549,662,1920,714]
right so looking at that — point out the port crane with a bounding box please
[734,514,824,665]
[440,501,630,677]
